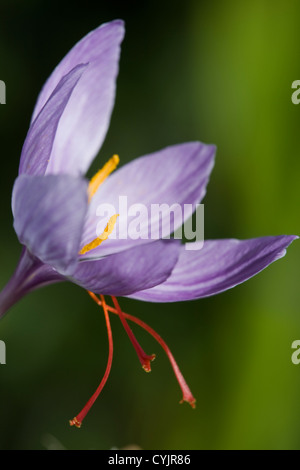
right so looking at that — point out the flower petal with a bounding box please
[81,142,216,259]
[31,20,124,176]
[128,236,298,302]
[12,174,88,275]
[0,248,64,319]
[71,240,180,296]
[19,64,87,176]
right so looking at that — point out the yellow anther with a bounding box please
[79,214,119,255]
[88,154,119,201]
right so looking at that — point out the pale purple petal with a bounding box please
[12,174,88,275]
[129,236,298,302]
[19,64,87,176]
[71,240,180,296]
[80,142,216,260]
[31,20,124,176]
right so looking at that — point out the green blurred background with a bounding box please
[0,0,299,450]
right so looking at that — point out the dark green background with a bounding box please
[0,0,299,450]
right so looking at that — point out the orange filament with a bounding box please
[110,296,195,408]
[70,293,196,428]
[111,296,156,372]
[69,294,113,428]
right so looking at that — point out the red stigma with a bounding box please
[69,293,196,428]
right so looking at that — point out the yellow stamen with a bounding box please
[88,154,119,201]
[79,214,119,255]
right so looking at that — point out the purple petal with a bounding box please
[31,20,124,176]
[12,174,88,275]
[0,248,64,319]
[19,64,87,176]
[71,240,180,296]
[128,236,298,302]
[80,142,216,260]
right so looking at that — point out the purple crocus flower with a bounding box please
[0,20,297,428]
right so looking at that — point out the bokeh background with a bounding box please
[0,0,299,450]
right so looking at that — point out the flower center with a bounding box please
[70,155,196,428]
